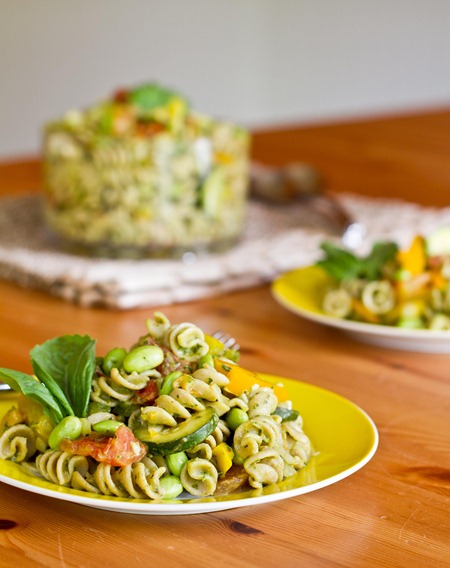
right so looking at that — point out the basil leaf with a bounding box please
[318,241,398,282]
[31,335,96,418]
[0,368,64,424]
[129,83,176,111]
[67,338,96,417]
[362,242,398,280]
[317,242,362,281]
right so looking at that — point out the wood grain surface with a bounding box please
[0,108,449,568]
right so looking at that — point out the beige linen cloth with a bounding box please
[0,193,449,309]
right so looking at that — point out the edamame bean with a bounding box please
[48,416,83,450]
[92,419,123,436]
[123,345,164,374]
[158,371,182,396]
[160,475,184,500]
[166,451,188,477]
[397,317,424,329]
[225,408,249,431]
[102,347,127,374]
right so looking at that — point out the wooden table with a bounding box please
[0,109,449,568]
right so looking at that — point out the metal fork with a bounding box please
[250,161,366,250]
[211,330,240,351]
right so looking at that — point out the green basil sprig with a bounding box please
[317,241,399,281]
[0,334,96,424]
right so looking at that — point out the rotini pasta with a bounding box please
[0,313,312,502]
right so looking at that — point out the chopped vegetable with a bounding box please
[212,443,234,476]
[222,365,288,402]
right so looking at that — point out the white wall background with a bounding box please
[1,0,450,158]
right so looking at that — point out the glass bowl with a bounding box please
[42,84,250,258]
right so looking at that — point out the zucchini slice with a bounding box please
[136,407,219,456]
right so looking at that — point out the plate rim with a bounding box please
[0,375,378,515]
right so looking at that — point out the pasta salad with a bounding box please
[318,230,450,329]
[43,83,250,257]
[0,314,311,501]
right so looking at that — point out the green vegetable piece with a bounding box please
[31,334,96,418]
[113,400,139,418]
[363,242,399,280]
[136,407,219,456]
[232,452,245,466]
[92,419,123,436]
[0,368,64,425]
[159,475,184,500]
[123,345,164,374]
[397,317,424,329]
[166,451,189,477]
[225,408,249,431]
[198,354,214,368]
[273,407,300,422]
[88,400,112,415]
[102,347,127,374]
[158,371,182,396]
[200,168,225,219]
[129,83,178,111]
[48,416,83,450]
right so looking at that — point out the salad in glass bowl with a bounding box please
[42,83,250,258]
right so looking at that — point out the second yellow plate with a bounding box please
[272,265,450,352]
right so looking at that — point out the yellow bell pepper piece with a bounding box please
[397,235,427,276]
[430,269,448,290]
[204,334,226,355]
[218,363,288,402]
[212,443,234,476]
[352,299,380,323]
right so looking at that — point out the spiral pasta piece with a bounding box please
[90,367,159,408]
[192,366,230,388]
[244,448,285,489]
[145,311,171,340]
[247,386,278,418]
[164,322,209,361]
[117,458,166,499]
[429,313,450,330]
[233,415,281,459]
[282,417,312,466]
[361,280,395,314]
[180,458,218,496]
[154,394,192,420]
[35,450,90,486]
[323,288,353,318]
[187,420,231,460]
[0,424,36,462]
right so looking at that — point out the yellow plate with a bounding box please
[272,266,450,353]
[0,378,377,515]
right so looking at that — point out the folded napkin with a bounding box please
[0,194,449,309]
